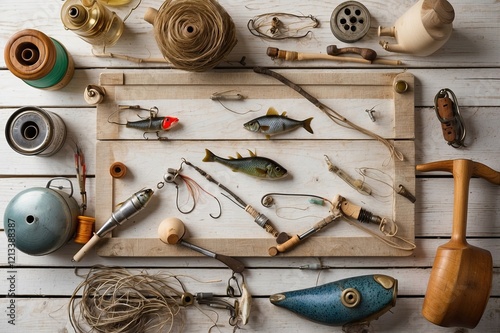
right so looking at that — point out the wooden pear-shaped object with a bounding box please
[417,159,499,328]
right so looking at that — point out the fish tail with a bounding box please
[303,117,314,134]
[203,149,216,162]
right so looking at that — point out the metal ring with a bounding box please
[341,288,361,307]
[330,1,371,43]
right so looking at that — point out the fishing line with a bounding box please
[247,13,320,40]
[4,29,74,90]
[69,266,226,333]
[144,0,237,72]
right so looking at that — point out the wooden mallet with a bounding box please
[417,159,499,328]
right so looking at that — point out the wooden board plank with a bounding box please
[94,70,415,258]
[2,297,499,333]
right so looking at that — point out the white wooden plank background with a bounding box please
[1,1,499,332]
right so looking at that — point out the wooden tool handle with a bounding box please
[417,159,500,243]
[416,159,500,185]
[72,233,102,262]
[326,45,377,61]
[266,47,401,66]
[268,235,300,256]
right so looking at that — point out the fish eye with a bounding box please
[275,167,281,172]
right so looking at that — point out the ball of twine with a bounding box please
[152,0,237,72]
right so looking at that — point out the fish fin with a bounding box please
[260,125,270,131]
[303,117,314,134]
[281,111,287,117]
[267,107,279,116]
[202,149,216,162]
[248,149,257,157]
[256,168,267,176]
[233,152,242,159]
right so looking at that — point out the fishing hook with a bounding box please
[227,272,243,298]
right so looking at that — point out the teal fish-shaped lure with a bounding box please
[244,107,313,139]
[270,275,397,326]
[202,149,288,179]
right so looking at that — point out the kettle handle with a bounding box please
[46,177,74,198]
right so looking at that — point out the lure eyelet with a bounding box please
[341,288,361,308]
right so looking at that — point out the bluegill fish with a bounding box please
[270,274,397,326]
[202,149,288,179]
[243,107,313,139]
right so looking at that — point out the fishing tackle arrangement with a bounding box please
[203,148,288,180]
[262,193,416,254]
[72,188,154,262]
[270,274,397,327]
[107,105,179,139]
[324,155,372,196]
[253,66,405,161]
[243,107,314,139]
[434,88,466,148]
[156,160,221,218]
[247,12,320,40]
[182,158,288,243]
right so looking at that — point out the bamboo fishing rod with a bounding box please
[266,47,402,66]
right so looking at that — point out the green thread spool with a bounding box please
[4,29,74,90]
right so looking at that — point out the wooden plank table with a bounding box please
[1,1,499,332]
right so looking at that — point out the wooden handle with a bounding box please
[268,235,301,256]
[266,47,401,66]
[326,45,377,61]
[72,233,102,262]
[416,159,500,185]
[417,159,500,243]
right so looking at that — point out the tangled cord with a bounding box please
[69,266,187,333]
[151,0,237,71]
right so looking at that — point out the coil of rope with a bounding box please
[144,0,237,72]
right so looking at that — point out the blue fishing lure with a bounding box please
[270,274,397,326]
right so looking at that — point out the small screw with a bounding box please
[365,107,376,122]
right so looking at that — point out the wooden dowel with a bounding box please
[266,47,402,66]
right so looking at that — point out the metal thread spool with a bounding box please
[330,1,371,43]
[3,29,74,90]
[61,0,124,47]
[5,106,67,156]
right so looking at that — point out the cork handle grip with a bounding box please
[268,235,300,256]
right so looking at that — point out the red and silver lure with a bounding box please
[108,105,179,139]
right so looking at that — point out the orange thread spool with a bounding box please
[110,161,127,178]
[74,215,95,244]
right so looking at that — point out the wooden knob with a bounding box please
[326,45,377,61]
[158,217,186,244]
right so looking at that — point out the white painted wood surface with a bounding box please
[1,1,499,332]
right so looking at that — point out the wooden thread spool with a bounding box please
[4,29,74,90]
[110,161,127,178]
[74,215,95,244]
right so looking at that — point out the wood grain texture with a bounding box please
[0,1,498,332]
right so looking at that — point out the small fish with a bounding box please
[270,274,397,326]
[243,107,313,139]
[202,149,288,179]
